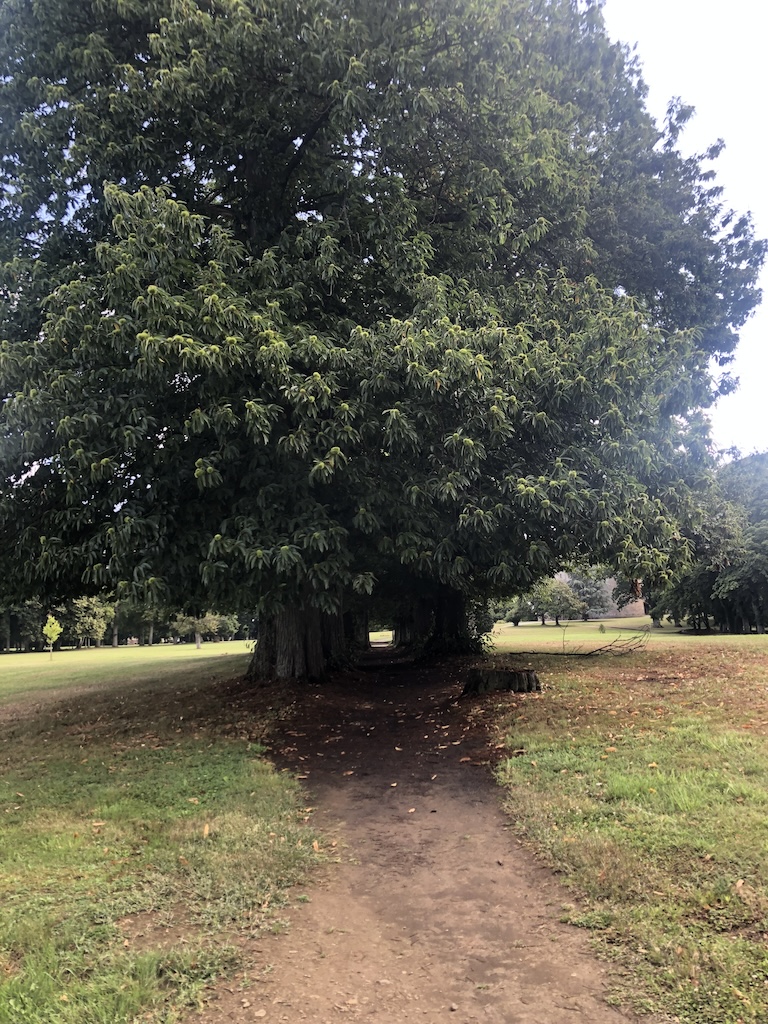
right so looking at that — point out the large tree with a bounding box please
[0,0,764,678]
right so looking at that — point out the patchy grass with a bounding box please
[0,650,320,1023]
[492,627,768,1023]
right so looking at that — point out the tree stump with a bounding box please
[462,668,540,696]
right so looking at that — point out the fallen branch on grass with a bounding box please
[510,630,651,658]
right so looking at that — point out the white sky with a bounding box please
[602,0,767,456]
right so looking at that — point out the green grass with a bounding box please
[0,646,320,1023]
[491,624,768,1023]
[0,641,252,704]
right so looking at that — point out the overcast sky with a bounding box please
[602,0,767,456]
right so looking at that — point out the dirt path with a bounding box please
[199,659,649,1024]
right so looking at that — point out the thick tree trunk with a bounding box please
[344,608,370,649]
[194,630,202,650]
[393,598,433,649]
[148,622,155,646]
[112,614,119,647]
[321,610,347,667]
[246,602,327,683]
[393,616,412,647]
[425,587,478,654]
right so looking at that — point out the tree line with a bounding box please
[631,453,768,634]
[1,599,243,652]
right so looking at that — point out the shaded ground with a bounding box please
[195,656,654,1024]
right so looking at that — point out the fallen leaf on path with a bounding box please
[408,808,415,813]
[203,823,210,838]
[459,757,471,763]
[312,840,320,852]
[342,770,354,776]
[390,782,397,787]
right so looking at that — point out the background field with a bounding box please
[0,641,252,704]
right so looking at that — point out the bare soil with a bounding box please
[195,656,650,1024]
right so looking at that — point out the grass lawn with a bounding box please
[0,641,253,704]
[0,644,320,1024]
[491,619,768,1023]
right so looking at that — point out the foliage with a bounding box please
[0,0,763,676]
[646,453,768,632]
[171,610,227,643]
[57,595,113,647]
[41,614,62,658]
[528,578,585,625]
[491,594,535,625]
[565,566,611,619]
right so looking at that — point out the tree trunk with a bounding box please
[321,610,347,668]
[752,603,764,634]
[246,602,327,682]
[112,614,119,647]
[344,607,370,650]
[426,587,477,653]
[194,630,202,650]
[392,597,433,649]
[393,615,412,648]
[148,621,155,646]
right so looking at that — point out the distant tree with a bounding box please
[566,568,611,620]
[216,613,241,640]
[63,597,113,648]
[42,615,63,660]
[530,579,585,626]
[171,612,222,649]
[14,601,45,652]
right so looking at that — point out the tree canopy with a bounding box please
[648,453,768,633]
[0,0,764,677]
